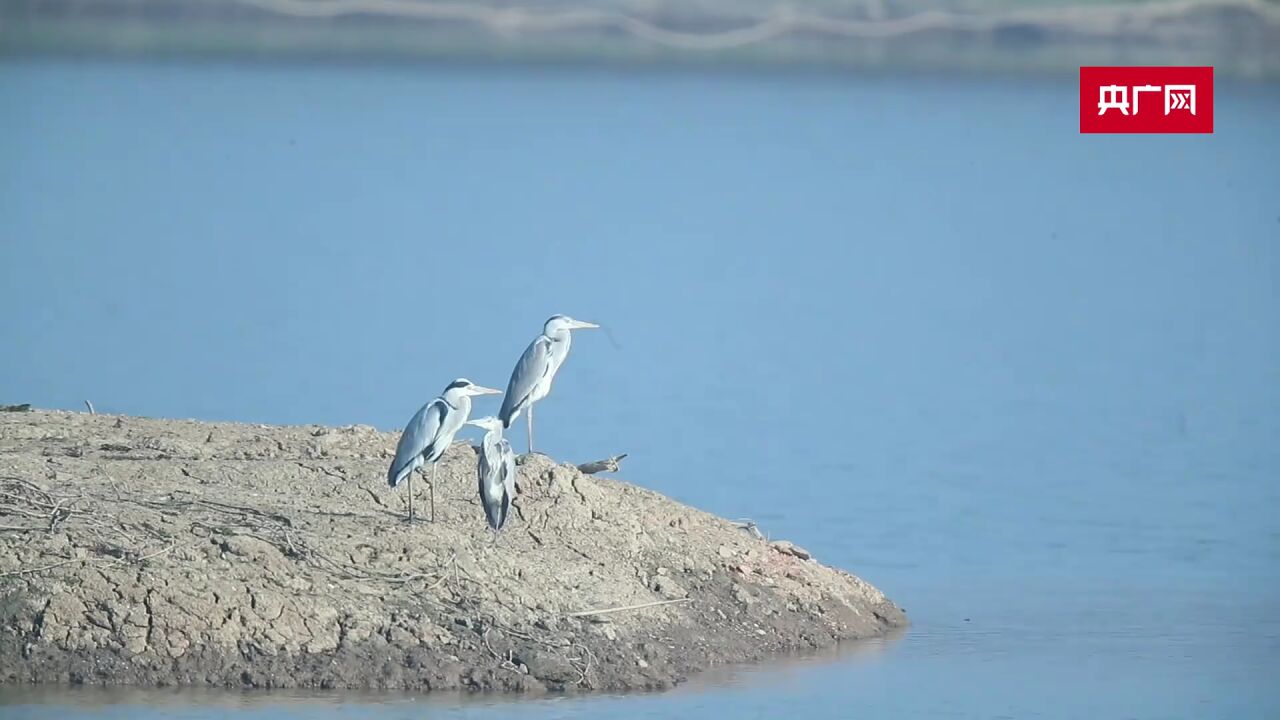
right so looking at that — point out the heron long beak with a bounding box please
[570,320,600,329]
[471,385,502,395]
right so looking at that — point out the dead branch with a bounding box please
[730,518,766,541]
[297,463,346,481]
[138,494,295,529]
[0,504,51,519]
[565,597,692,618]
[1,476,57,498]
[481,627,523,674]
[0,556,87,577]
[0,478,83,533]
[106,543,177,567]
[0,490,61,511]
[568,641,596,687]
[576,454,628,475]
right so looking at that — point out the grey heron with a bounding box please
[466,415,517,540]
[498,314,599,454]
[387,378,500,522]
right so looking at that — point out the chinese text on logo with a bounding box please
[1080,67,1214,134]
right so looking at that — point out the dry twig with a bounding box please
[565,597,692,618]
[576,454,628,475]
[731,518,766,541]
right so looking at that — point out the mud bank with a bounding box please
[0,410,904,693]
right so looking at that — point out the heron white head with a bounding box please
[466,415,504,432]
[443,378,502,398]
[543,314,599,336]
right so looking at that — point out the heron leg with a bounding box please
[527,404,535,455]
[407,469,415,522]
[429,463,437,523]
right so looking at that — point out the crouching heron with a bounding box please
[467,415,517,540]
[498,314,599,454]
[388,378,500,522]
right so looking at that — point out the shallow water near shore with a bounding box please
[1,59,1278,718]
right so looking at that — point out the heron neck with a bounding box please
[546,330,572,364]
[482,429,503,452]
[441,391,470,413]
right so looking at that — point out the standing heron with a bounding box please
[498,314,599,454]
[388,378,501,522]
[466,415,517,540]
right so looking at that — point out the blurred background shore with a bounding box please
[3,0,1280,79]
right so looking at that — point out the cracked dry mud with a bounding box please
[0,410,905,692]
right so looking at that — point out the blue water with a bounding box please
[1,59,1278,719]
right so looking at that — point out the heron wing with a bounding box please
[477,440,509,530]
[476,443,493,525]
[498,437,517,500]
[499,335,553,427]
[429,399,467,462]
[476,436,517,531]
[387,399,445,487]
[476,441,492,486]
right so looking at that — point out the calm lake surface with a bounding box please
[1,59,1278,719]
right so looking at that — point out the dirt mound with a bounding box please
[0,410,905,692]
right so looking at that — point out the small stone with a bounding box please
[522,649,579,683]
[652,575,687,600]
[388,626,416,646]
